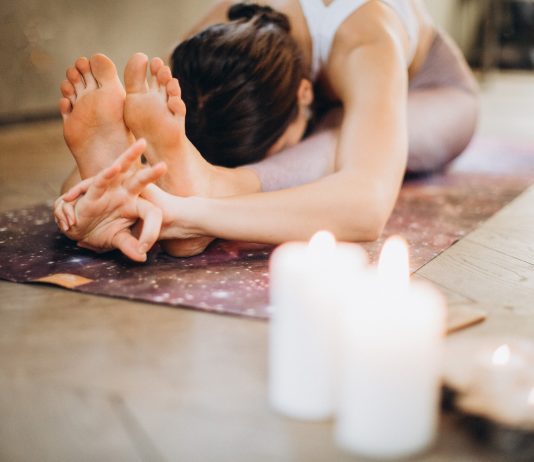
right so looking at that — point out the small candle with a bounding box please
[336,236,446,459]
[445,338,534,394]
[444,337,534,431]
[492,344,511,366]
[269,231,367,420]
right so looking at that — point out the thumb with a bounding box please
[112,229,147,262]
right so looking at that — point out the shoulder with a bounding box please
[325,1,410,104]
[330,1,411,62]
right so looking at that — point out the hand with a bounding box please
[141,184,215,257]
[54,177,92,232]
[56,139,167,262]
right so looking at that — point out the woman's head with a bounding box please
[170,3,312,168]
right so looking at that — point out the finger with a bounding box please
[125,162,167,195]
[62,201,77,228]
[94,139,147,193]
[54,216,68,232]
[54,208,70,232]
[136,198,163,254]
[53,199,69,230]
[63,177,94,202]
[139,183,160,202]
[84,163,121,201]
[112,229,147,262]
[113,138,147,175]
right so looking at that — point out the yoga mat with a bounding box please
[0,136,533,322]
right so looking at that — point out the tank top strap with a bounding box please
[381,0,419,61]
[298,0,326,80]
[300,0,368,80]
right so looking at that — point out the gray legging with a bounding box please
[248,29,479,192]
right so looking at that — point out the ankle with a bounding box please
[208,165,262,197]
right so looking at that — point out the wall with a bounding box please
[0,0,477,122]
[0,0,213,121]
[425,0,481,54]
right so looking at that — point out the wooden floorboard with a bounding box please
[418,186,534,322]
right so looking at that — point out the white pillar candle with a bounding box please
[269,231,367,420]
[336,236,446,459]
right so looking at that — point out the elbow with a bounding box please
[337,197,389,243]
[326,173,399,242]
[350,210,387,242]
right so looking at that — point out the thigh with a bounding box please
[406,28,479,173]
[407,86,478,173]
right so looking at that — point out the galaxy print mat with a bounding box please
[0,137,533,319]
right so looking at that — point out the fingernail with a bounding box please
[139,243,149,254]
[62,223,69,231]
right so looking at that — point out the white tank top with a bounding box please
[299,0,419,80]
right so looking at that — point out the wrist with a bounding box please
[160,195,211,240]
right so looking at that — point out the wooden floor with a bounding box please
[1,72,534,461]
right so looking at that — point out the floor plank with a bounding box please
[0,381,145,462]
[418,187,534,319]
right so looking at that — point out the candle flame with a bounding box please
[308,230,336,251]
[492,344,511,366]
[528,388,534,407]
[378,236,409,289]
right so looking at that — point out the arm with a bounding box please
[157,31,409,244]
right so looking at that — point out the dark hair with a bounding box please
[170,2,307,167]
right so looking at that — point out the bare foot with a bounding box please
[123,53,216,256]
[60,54,133,179]
[124,53,214,197]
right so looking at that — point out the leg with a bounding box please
[406,87,478,173]
[244,86,478,189]
[59,54,134,184]
[123,53,214,197]
[245,110,340,191]
[123,54,219,256]
[406,29,479,173]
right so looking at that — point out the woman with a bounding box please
[56,0,478,261]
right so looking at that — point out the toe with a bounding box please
[156,66,172,98]
[150,57,164,75]
[168,95,186,118]
[67,66,86,95]
[124,53,149,94]
[149,57,164,90]
[156,65,173,87]
[60,79,76,106]
[75,57,97,90]
[166,78,181,98]
[59,97,72,119]
[90,53,119,86]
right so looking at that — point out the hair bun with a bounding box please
[228,2,291,32]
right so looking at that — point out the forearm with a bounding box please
[162,171,389,244]
[159,103,404,245]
